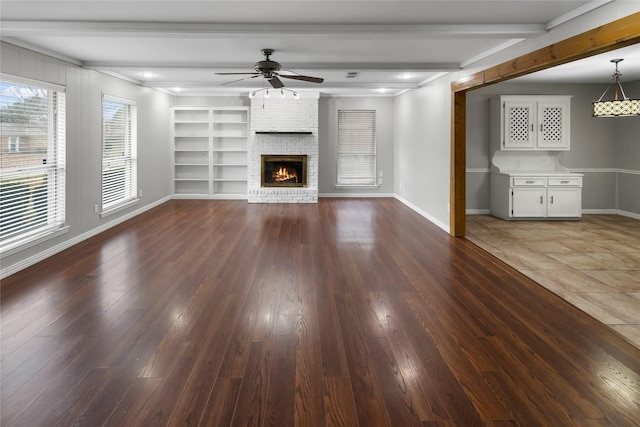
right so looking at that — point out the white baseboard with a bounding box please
[394,195,450,234]
[466,209,491,215]
[171,194,248,200]
[582,209,640,220]
[582,209,618,215]
[618,210,640,220]
[319,193,396,198]
[0,196,171,280]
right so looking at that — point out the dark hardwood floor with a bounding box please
[2,199,640,426]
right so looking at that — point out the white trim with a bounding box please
[466,209,491,215]
[100,198,140,218]
[0,197,170,280]
[466,168,490,173]
[618,169,640,176]
[0,225,69,257]
[582,209,617,215]
[319,193,394,198]
[333,185,380,189]
[569,168,618,173]
[394,195,450,234]
[568,168,640,175]
[1,38,82,66]
[460,38,525,69]
[171,194,248,200]
[103,93,137,105]
[546,0,613,30]
[618,210,640,221]
[583,209,640,220]
[0,72,66,92]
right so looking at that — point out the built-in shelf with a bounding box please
[171,106,249,199]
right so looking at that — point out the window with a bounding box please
[337,110,376,186]
[8,136,20,153]
[101,95,137,214]
[0,76,66,253]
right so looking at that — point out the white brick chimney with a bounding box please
[248,91,319,203]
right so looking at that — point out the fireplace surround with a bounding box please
[248,93,319,203]
[261,155,307,187]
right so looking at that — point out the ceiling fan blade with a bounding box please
[215,72,260,75]
[269,76,285,88]
[279,74,324,84]
[220,75,260,86]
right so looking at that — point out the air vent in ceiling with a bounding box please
[346,72,360,79]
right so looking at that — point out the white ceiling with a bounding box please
[1,0,639,96]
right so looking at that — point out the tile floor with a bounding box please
[466,214,640,349]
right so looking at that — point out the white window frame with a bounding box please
[8,136,20,153]
[101,94,138,216]
[336,110,377,187]
[0,75,67,256]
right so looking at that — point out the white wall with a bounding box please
[318,96,395,196]
[1,41,174,277]
[395,84,451,231]
[394,0,640,230]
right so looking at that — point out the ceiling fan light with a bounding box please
[593,59,640,117]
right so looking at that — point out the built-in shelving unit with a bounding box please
[171,107,249,199]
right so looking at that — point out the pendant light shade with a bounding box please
[592,59,640,117]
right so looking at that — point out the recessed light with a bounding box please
[139,72,157,78]
[376,88,389,93]
[399,73,416,79]
[346,72,360,79]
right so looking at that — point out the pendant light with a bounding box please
[592,59,640,117]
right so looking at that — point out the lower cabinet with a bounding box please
[491,173,582,220]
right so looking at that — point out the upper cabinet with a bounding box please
[491,95,571,151]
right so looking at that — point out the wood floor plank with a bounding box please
[323,377,359,427]
[263,314,297,427]
[230,341,273,427]
[333,292,391,426]
[1,199,639,426]
[294,292,326,427]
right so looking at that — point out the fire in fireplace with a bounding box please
[261,155,307,187]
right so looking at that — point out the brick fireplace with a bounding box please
[248,91,319,203]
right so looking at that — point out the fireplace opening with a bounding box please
[261,155,307,187]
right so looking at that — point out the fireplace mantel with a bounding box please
[255,131,313,135]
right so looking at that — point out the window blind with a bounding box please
[0,78,66,252]
[337,110,376,186]
[102,95,137,213]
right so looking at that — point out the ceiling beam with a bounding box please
[0,21,547,39]
[83,62,461,72]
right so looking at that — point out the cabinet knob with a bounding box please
[561,180,569,184]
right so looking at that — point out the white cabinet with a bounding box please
[490,173,582,220]
[491,96,571,151]
[171,107,249,198]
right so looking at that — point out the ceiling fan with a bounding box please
[216,49,324,88]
